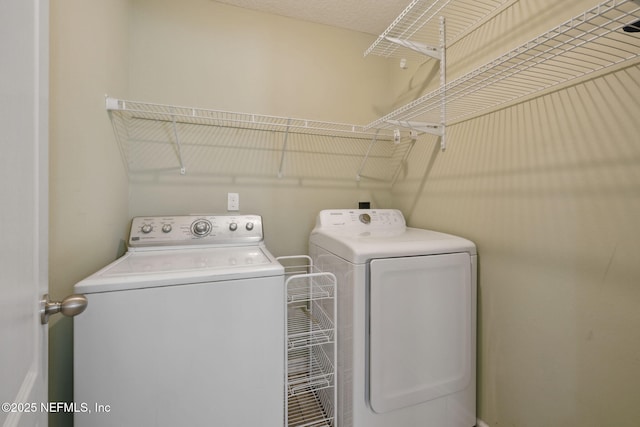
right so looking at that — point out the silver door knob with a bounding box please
[40,293,88,324]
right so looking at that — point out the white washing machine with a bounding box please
[73,214,284,427]
[309,209,477,427]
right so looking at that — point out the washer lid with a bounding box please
[310,227,475,263]
[74,245,283,294]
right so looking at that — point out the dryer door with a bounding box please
[368,252,472,413]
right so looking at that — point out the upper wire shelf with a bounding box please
[106,97,400,179]
[364,0,512,59]
[107,98,393,141]
[367,0,640,129]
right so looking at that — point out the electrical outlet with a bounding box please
[227,193,239,211]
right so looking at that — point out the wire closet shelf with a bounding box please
[277,255,337,427]
[105,1,639,178]
[366,0,640,130]
[106,97,397,178]
[365,0,513,59]
[106,98,394,140]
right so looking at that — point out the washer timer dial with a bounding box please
[191,219,212,237]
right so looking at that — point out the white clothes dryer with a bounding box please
[309,209,477,427]
[73,214,284,427]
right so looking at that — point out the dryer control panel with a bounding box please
[314,209,406,233]
[128,214,263,249]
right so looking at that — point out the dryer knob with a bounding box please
[359,213,371,224]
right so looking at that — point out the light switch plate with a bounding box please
[227,193,239,211]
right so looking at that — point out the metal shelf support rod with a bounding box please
[171,115,186,175]
[278,118,291,178]
[356,129,380,181]
[440,16,447,151]
[385,120,443,136]
[384,36,441,59]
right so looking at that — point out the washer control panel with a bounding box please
[314,209,406,233]
[129,214,263,248]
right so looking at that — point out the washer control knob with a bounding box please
[359,213,371,224]
[161,224,172,233]
[245,222,254,231]
[229,222,238,231]
[192,220,212,236]
[141,224,153,234]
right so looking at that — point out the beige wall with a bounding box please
[49,0,640,426]
[126,0,397,256]
[49,0,130,426]
[390,0,640,426]
[49,2,395,426]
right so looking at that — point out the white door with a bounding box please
[368,253,472,414]
[0,0,49,426]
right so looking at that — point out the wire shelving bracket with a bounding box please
[364,0,511,59]
[170,115,186,175]
[356,129,380,181]
[373,16,448,151]
[277,118,291,179]
[367,0,640,133]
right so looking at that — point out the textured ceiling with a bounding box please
[213,0,411,35]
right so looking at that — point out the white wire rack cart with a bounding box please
[277,256,337,427]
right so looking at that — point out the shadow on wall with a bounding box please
[49,317,73,427]
[392,65,640,427]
